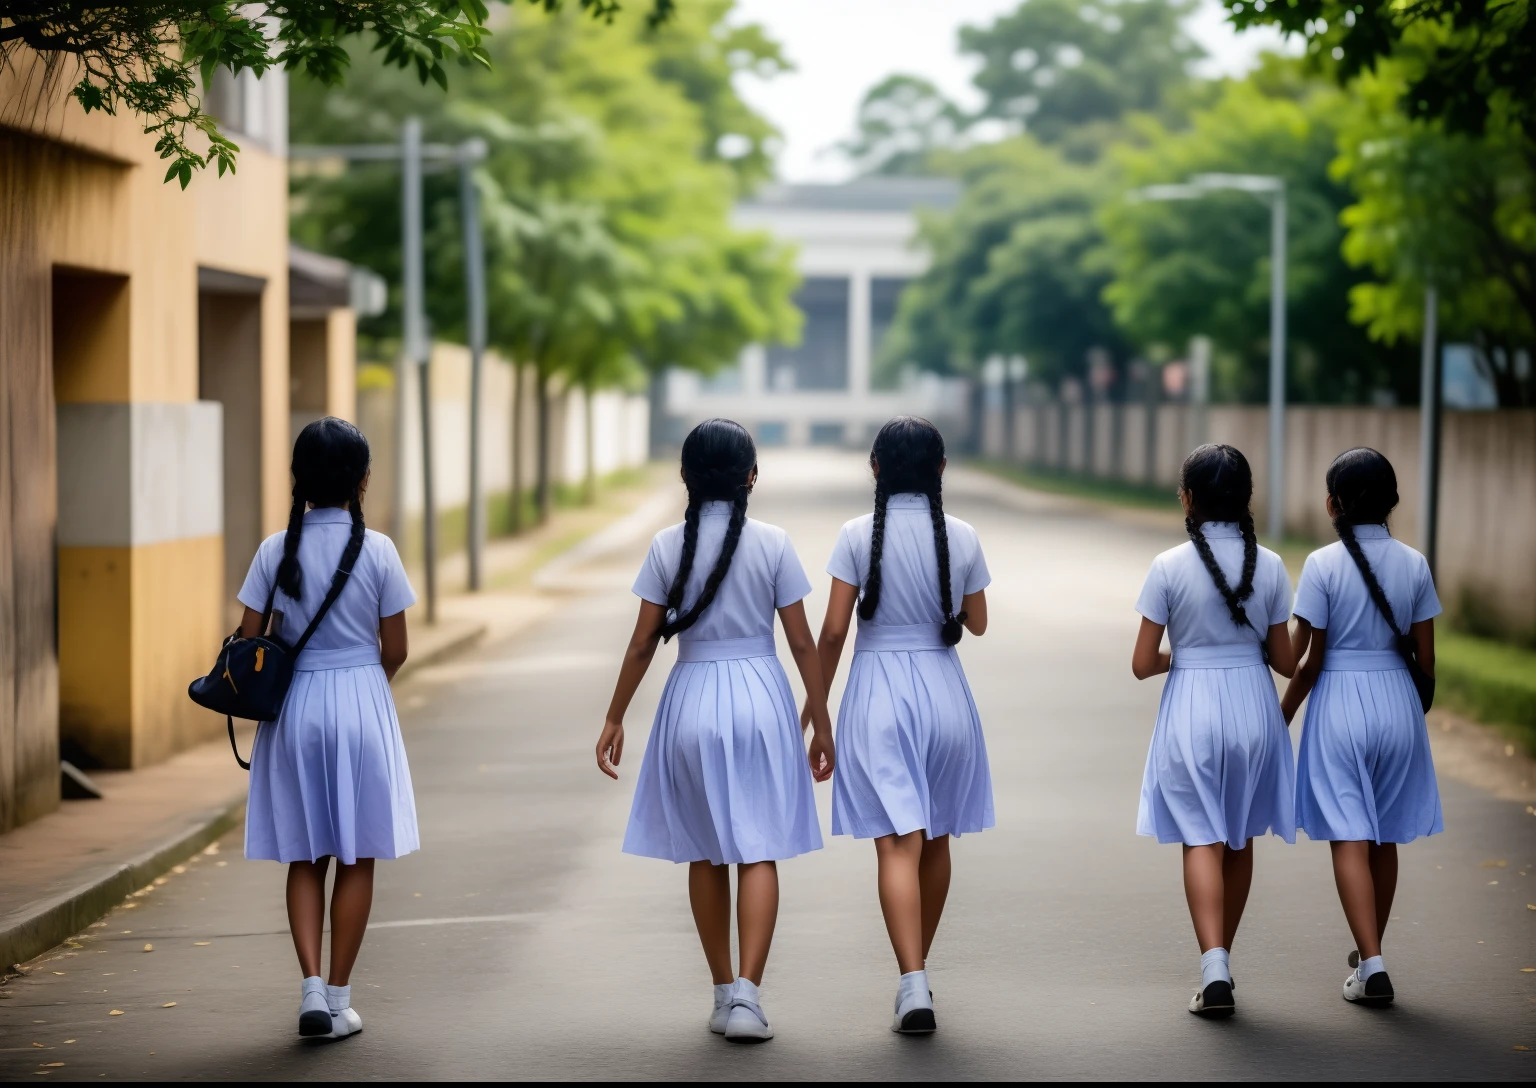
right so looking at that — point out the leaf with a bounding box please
[193,942,211,947]
[142,944,153,953]
[108,1010,123,1016]
[161,1002,177,1008]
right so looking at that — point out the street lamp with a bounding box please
[1131,173,1288,541]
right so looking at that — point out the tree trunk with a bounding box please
[536,368,551,525]
[510,361,525,533]
[583,383,597,505]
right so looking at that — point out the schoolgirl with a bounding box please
[236,418,419,1039]
[1281,447,1442,1007]
[1130,443,1297,1018]
[806,416,992,1035]
[595,418,835,1043]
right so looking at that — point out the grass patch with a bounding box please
[1437,630,1536,755]
[970,459,1182,513]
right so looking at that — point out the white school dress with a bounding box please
[1135,523,1295,848]
[238,508,420,864]
[623,502,823,866]
[1293,525,1443,843]
[827,494,994,840]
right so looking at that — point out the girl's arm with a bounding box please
[1131,617,1170,679]
[1410,617,1435,678]
[380,611,408,681]
[239,607,264,639]
[802,578,858,729]
[1280,619,1326,724]
[595,600,666,779]
[779,600,835,783]
[961,589,987,636]
[1266,621,1298,679]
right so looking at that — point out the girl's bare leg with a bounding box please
[918,834,952,962]
[735,861,778,985]
[286,859,330,977]
[1220,840,1254,949]
[874,831,926,973]
[1369,842,1398,943]
[327,858,375,986]
[1181,843,1227,952]
[689,861,734,985]
[1331,841,1382,959]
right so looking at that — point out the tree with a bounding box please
[1099,59,1416,404]
[1229,0,1534,141]
[839,74,968,177]
[883,137,1127,391]
[0,0,674,185]
[958,0,1205,155]
[1332,57,1535,406]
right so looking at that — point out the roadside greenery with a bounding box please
[1438,630,1536,755]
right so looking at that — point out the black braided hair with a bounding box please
[276,418,371,600]
[1180,443,1259,630]
[658,418,756,642]
[1326,446,1403,633]
[861,416,966,646]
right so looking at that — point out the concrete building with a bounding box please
[658,178,970,449]
[0,53,360,831]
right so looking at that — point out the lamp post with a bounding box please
[1131,173,1288,541]
[289,132,490,619]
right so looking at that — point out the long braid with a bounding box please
[660,485,749,641]
[1235,511,1259,603]
[857,480,889,621]
[1186,515,1254,629]
[929,484,966,646]
[1334,517,1402,636]
[345,485,367,569]
[662,490,702,630]
[275,491,306,599]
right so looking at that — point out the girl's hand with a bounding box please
[807,731,834,783]
[596,720,625,779]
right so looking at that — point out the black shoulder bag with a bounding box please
[188,534,365,768]
[1341,545,1435,713]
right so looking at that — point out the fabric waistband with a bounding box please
[677,634,777,662]
[854,622,949,654]
[294,644,383,671]
[1172,644,1264,669]
[1323,649,1407,672]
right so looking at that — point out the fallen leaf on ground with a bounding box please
[51,972,64,976]
[44,1063,64,1068]
[32,1042,44,1047]
[1489,881,1501,885]
[203,843,219,855]
[142,944,153,953]
[62,1040,75,1044]
[215,861,227,868]
[108,1010,122,1016]
[1521,967,1536,973]
[1483,860,1509,868]
[172,866,186,874]
[1515,1045,1531,1051]
[193,942,211,947]
[161,1002,177,1008]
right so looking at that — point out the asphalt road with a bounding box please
[2,452,1532,1081]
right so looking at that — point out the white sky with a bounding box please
[729,0,1295,182]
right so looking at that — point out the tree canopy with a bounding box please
[0,0,676,185]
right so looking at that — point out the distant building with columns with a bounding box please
[657,177,971,449]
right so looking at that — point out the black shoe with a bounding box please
[1189,979,1235,1018]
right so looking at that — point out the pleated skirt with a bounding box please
[1137,663,1295,848]
[623,655,823,865]
[245,664,420,864]
[831,648,994,840]
[1297,666,1443,843]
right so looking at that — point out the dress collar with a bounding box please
[1350,523,1391,540]
[887,492,930,509]
[305,506,353,526]
[1197,521,1242,539]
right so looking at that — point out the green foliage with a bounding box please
[1228,0,1535,142]
[0,1,673,185]
[1331,45,1536,406]
[959,0,1205,153]
[839,74,968,177]
[1100,59,1416,403]
[1438,629,1536,755]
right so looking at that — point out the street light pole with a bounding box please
[459,139,489,592]
[400,118,438,625]
[1418,284,1442,575]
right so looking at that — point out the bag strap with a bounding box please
[227,715,251,771]
[291,528,367,657]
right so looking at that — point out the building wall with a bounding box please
[0,53,291,829]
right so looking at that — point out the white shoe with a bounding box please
[1342,970,1394,1006]
[722,979,773,1042]
[709,986,731,1034]
[1188,979,1235,1018]
[891,976,936,1034]
[326,1006,363,1039]
[299,978,331,1037]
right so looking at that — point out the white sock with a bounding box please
[732,977,760,1005]
[897,969,932,1012]
[1200,947,1231,989]
[326,983,350,1013]
[1357,955,1385,981]
[713,982,732,1008]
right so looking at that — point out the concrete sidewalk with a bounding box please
[0,477,670,979]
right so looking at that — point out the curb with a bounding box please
[392,620,487,683]
[1,792,246,974]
